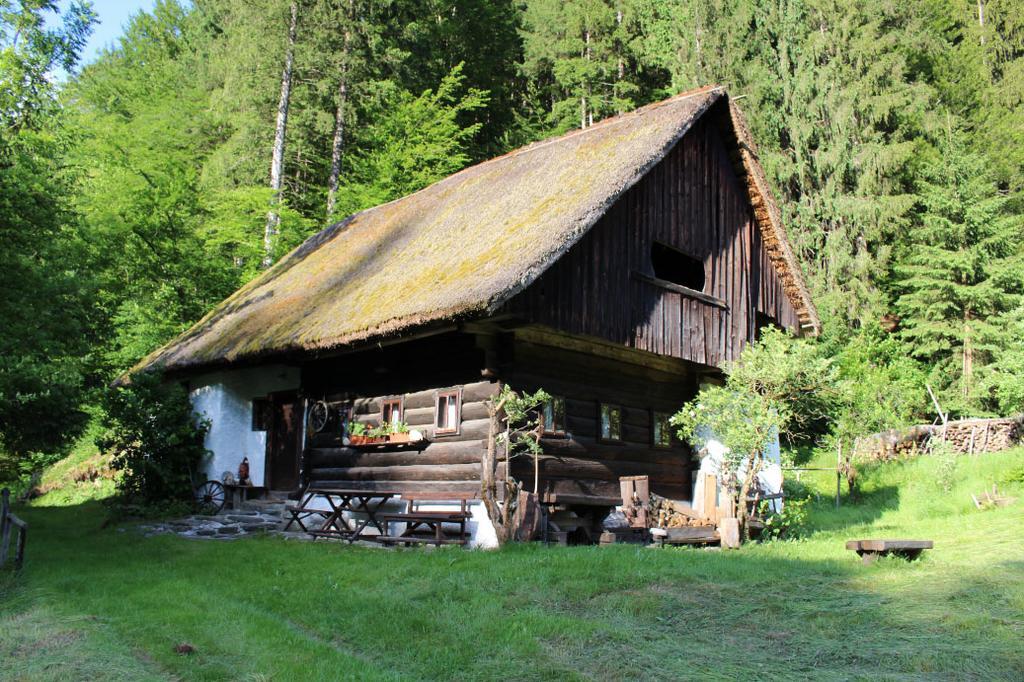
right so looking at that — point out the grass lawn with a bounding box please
[2,449,1023,681]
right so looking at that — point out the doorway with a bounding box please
[265,391,303,492]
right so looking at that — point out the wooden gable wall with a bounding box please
[505,106,801,368]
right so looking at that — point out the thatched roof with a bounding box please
[133,86,818,376]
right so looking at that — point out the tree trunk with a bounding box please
[325,1,353,218]
[615,8,624,115]
[736,455,764,541]
[978,0,985,45]
[264,1,298,268]
[481,393,519,545]
[963,311,973,400]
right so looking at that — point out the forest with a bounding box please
[1,0,1022,481]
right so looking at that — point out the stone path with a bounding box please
[139,508,302,540]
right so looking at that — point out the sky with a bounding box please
[57,0,160,67]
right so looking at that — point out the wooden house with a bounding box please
[135,86,819,546]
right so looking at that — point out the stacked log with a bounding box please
[941,416,1024,454]
[854,415,1024,461]
[853,426,934,462]
[649,494,708,528]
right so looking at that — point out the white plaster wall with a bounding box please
[189,365,300,487]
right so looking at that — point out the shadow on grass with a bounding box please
[804,484,901,535]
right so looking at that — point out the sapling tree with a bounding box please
[671,387,781,536]
[481,385,549,546]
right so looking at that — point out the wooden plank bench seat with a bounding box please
[846,539,933,564]
[375,493,477,547]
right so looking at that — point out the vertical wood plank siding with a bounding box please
[505,111,800,366]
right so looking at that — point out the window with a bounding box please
[653,411,672,448]
[381,397,403,425]
[435,389,462,435]
[651,242,705,291]
[252,398,270,431]
[542,396,566,435]
[600,404,622,442]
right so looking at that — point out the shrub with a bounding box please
[97,373,209,508]
[759,496,809,540]
[724,327,838,445]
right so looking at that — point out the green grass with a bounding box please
[2,450,1023,680]
[29,420,116,507]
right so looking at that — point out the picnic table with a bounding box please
[376,493,475,547]
[288,488,399,543]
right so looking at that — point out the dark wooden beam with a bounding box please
[513,326,697,376]
[630,271,729,310]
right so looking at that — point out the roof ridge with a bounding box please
[314,85,725,242]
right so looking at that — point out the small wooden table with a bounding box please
[846,539,933,564]
[223,484,265,510]
[304,488,399,543]
[376,511,470,546]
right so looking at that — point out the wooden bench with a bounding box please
[846,539,933,564]
[376,493,477,547]
[283,487,330,532]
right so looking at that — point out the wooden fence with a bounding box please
[1,488,27,570]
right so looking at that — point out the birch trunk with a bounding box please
[325,1,353,218]
[263,1,298,268]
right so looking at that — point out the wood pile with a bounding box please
[853,425,933,462]
[649,494,708,528]
[854,415,1023,461]
[942,416,1024,454]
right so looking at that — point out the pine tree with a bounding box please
[521,0,653,133]
[895,134,1023,414]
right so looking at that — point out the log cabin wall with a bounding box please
[300,333,497,495]
[502,334,699,504]
[505,105,800,368]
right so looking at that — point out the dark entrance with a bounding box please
[266,391,303,491]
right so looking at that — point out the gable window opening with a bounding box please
[381,397,403,426]
[435,389,462,435]
[653,411,672,448]
[542,396,566,435]
[651,242,705,292]
[600,403,622,442]
[252,397,270,431]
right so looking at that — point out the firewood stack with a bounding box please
[649,494,708,528]
[941,417,1024,454]
[854,415,1024,461]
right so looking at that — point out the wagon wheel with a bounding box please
[194,480,226,515]
[308,400,330,433]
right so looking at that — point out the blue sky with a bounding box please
[56,0,160,66]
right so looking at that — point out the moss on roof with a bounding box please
[133,86,818,376]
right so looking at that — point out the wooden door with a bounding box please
[266,392,302,491]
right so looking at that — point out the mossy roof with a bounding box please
[133,86,818,377]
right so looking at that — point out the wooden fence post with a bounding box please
[1,488,10,566]
[835,441,842,509]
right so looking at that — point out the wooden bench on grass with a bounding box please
[376,493,477,547]
[846,539,933,564]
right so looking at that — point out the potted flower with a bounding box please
[388,420,411,444]
[367,423,392,443]
[347,421,370,445]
